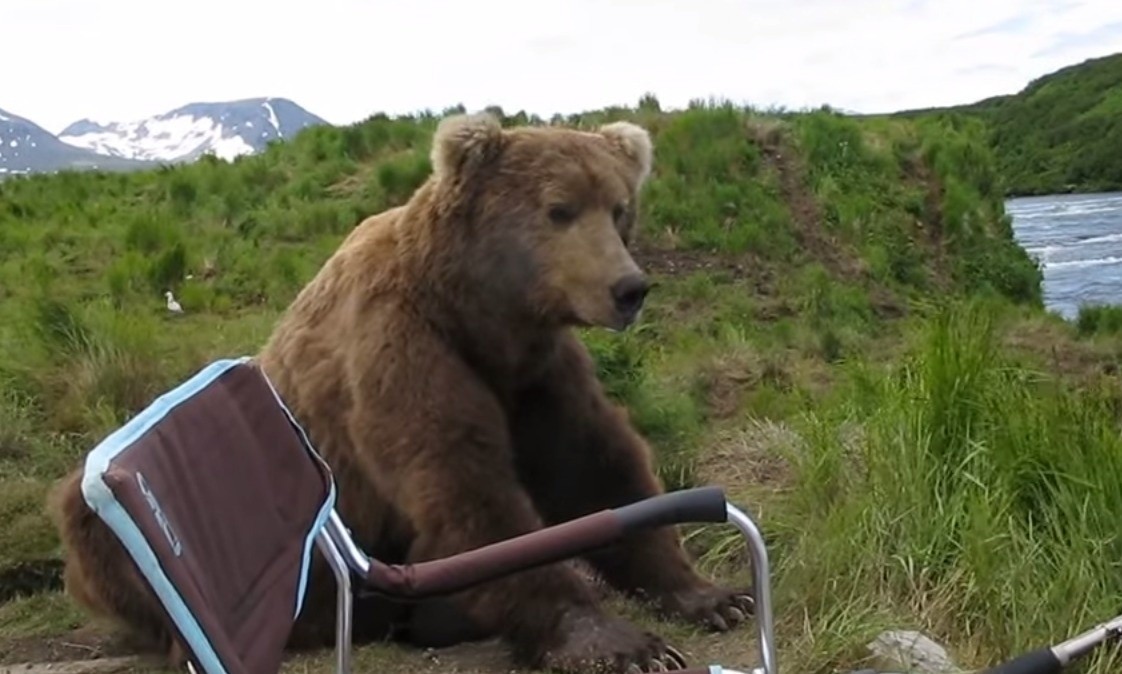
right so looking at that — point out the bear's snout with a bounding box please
[610,273,651,325]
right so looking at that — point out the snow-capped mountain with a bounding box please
[58,97,329,163]
[0,107,152,176]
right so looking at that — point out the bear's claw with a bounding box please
[624,645,687,673]
[653,582,755,633]
[539,608,688,673]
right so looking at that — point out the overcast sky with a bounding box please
[7,0,1122,133]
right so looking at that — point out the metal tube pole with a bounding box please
[316,529,353,674]
[726,503,778,674]
[324,509,372,576]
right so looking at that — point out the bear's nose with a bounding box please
[610,273,651,317]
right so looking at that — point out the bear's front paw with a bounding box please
[538,609,687,674]
[655,581,755,632]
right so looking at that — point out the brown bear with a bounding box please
[50,112,752,674]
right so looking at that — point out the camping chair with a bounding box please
[78,356,779,674]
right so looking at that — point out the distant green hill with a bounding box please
[894,52,1122,196]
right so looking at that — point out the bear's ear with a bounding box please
[598,121,653,187]
[431,112,504,182]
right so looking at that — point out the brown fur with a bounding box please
[47,471,191,668]
[50,113,752,674]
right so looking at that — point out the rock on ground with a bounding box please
[862,629,961,674]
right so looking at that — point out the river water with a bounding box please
[1006,191,1122,319]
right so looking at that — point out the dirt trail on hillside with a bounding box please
[630,117,910,329]
[749,120,907,319]
[900,153,953,291]
[748,121,866,283]
[630,119,860,292]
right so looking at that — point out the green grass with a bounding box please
[739,299,1122,672]
[0,592,86,641]
[1,98,1117,673]
[1076,304,1122,337]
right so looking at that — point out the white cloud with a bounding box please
[6,0,1122,132]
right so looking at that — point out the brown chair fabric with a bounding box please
[81,357,336,674]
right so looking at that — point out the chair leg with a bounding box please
[316,529,353,674]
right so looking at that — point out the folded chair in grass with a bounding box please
[77,356,778,674]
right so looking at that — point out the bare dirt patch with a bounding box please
[695,421,800,500]
[632,243,778,295]
[694,352,796,422]
[0,627,137,669]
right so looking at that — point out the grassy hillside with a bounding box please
[1,100,1121,673]
[895,52,1122,196]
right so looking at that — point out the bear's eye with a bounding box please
[548,204,578,225]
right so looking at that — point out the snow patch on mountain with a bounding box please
[57,97,328,164]
[61,114,255,162]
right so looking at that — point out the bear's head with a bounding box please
[428,112,654,332]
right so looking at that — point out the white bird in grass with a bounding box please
[165,290,184,314]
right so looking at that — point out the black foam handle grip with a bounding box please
[983,647,1064,674]
[613,486,728,532]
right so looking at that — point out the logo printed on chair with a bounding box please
[136,471,183,557]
